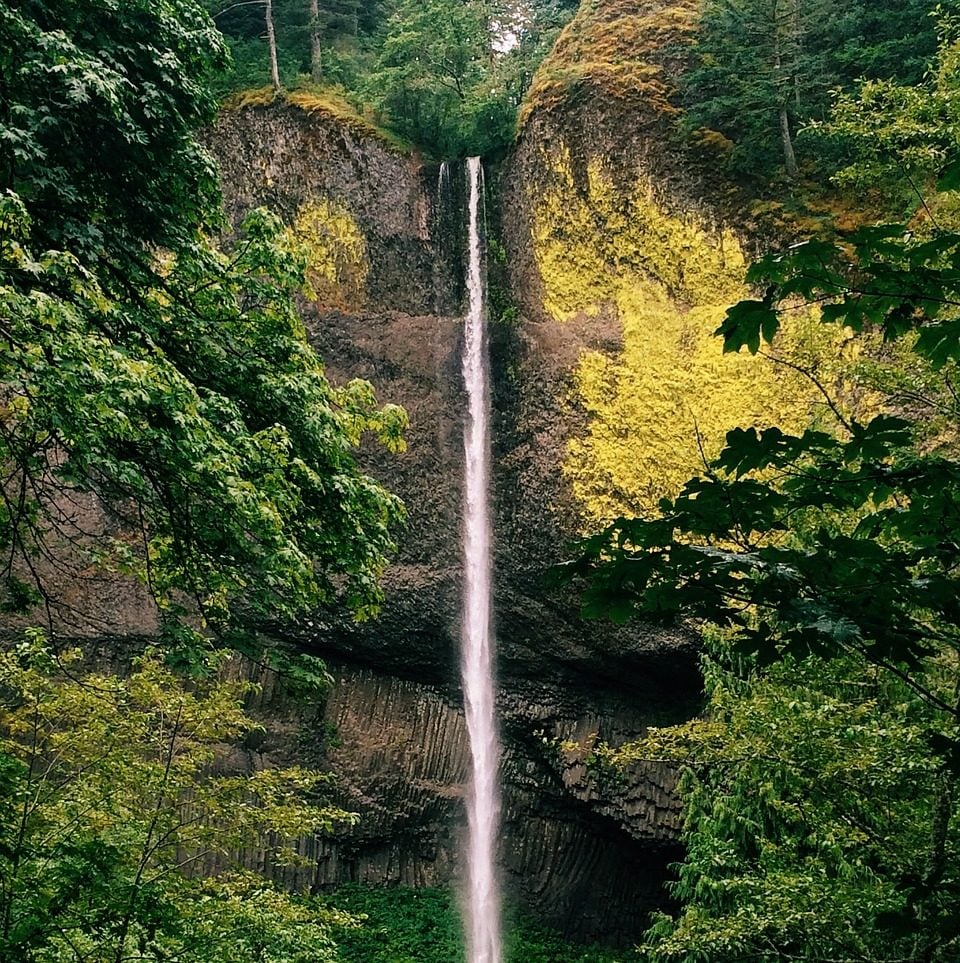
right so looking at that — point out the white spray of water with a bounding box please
[437,159,450,212]
[460,156,502,963]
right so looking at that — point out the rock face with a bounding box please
[213,101,460,317]
[501,4,817,532]
[0,1,835,943]
[205,93,703,943]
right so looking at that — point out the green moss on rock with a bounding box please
[221,87,410,153]
[518,0,698,131]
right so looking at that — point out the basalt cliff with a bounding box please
[208,89,702,941]
[12,0,823,944]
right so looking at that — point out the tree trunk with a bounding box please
[790,0,802,110]
[345,0,359,37]
[266,0,281,92]
[913,768,952,963]
[778,106,799,179]
[914,674,960,963]
[773,0,799,179]
[310,0,322,84]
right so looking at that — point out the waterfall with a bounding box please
[437,159,450,212]
[460,155,502,963]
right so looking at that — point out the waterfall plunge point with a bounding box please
[460,156,502,963]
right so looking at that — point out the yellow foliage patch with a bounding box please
[565,296,836,524]
[220,86,279,109]
[533,145,746,318]
[285,90,382,139]
[288,199,368,311]
[285,90,414,152]
[531,145,831,524]
[691,127,735,155]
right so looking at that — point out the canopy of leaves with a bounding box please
[825,21,960,208]
[601,653,959,962]
[1,0,225,271]
[0,0,406,658]
[208,0,390,93]
[681,0,946,183]
[362,0,497,157]
[362,0,573,157]
[0,634,356,962]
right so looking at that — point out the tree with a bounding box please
[488,0,578,120]
[773,0,800,179]
[592,651,957,962]
[824,19,960,208]
[681,0,944,183]
[207,0,569,154]
[1,1,224,269]
[0,0,406,663]
[558,182,960,959]
[267,0,282,90]
[363,0,574,158]
[365,0,496,157]
[0,634,355,962]
[209,0,385,94]
[310,0,323,82]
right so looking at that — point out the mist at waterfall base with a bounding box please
[459,156,503,963]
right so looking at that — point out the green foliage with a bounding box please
[1,0,225,264]
[363,0,492,157]
[0,0,406,656]
[825,17,960,208]
[681,0,945,184]
[363,0,540,157]
[208,0,387,94]
[607,652,960,962]
[0,633,355,962]
[504,919,627,963]
[320,885,463,962]
[212,0,575,158]
[317,883,628,963]
[557,146,960,957]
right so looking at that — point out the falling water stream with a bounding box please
[460,156,502,963]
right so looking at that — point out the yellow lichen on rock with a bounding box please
[533,146,746,320]
[288,199,368,311]
[532,145,821,524]
[565,290,829,524]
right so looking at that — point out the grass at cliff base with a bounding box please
[317,883,628,962]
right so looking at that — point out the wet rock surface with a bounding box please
[209,101,703,943]
[0,97,702,945]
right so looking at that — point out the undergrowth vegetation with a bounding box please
[318,884,627,963]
